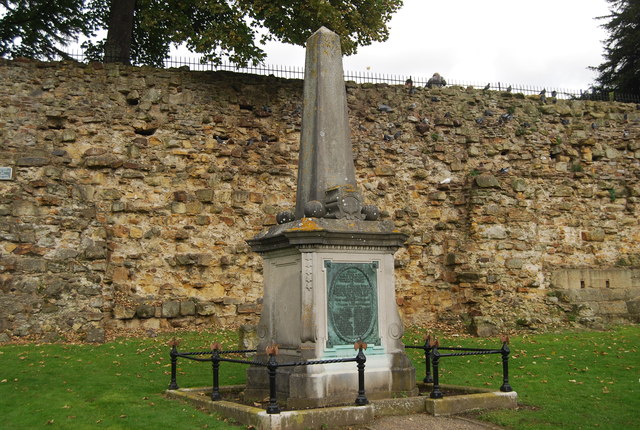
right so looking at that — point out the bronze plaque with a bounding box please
[325,261,379,347]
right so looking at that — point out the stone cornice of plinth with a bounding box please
[247,217,408,253]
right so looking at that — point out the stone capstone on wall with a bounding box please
[1,58,640,341]
[550,268,640,326]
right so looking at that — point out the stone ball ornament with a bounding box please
[304,200,327,218]
[276,210,295,225]
[361,205,380,221]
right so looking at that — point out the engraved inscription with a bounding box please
[326,262,379,347]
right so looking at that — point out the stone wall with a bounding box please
[1,58,639,341]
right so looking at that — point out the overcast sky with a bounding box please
[259,0,611,91]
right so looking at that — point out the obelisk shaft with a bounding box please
[295,27,358,219]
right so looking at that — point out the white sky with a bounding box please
[258,0,611,91]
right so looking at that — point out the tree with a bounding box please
[1,0,403,67]
[0,0,98,59]
[592,0,640,96]
[103,0,136,64]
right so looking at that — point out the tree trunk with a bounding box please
[104,0,136,64]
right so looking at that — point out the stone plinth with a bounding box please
[245,218,416,408]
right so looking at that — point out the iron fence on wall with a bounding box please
[46,51,640,103]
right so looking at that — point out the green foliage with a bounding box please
[1,0,404,67]
[0,0,99,60]
[608,188,617,202]
[592,0,640,95]
[571,163,583,172]
[240,0,403,57]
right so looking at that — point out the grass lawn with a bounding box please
[1,325,638,429]
[404,325,640,429]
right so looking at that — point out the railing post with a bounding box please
[168,341,179,390]
[423,335,433,383]
[211,342,221,401]
[354,342,369,406]
[266,346,280,414]
[500,336,513,392]
[429,340,443,399]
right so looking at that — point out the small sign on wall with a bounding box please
[0,167,13,180]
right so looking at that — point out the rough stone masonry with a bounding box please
[0,57,639,342]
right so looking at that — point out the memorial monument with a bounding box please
[245,27,416,408]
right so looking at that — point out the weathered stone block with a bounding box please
[12,201,38,216]
[180,301,196,316]
[16,258,46,273]
[231,190,249,203]
[505,258,524,269]
[597,301,628,315]
[445,253,461,266]
[162,301,180,318]
[196,302,216,316]
[174,190,189,202]
[237,303,259,314]
[457,272,480,282]
[238,324,258,350]
[374,166,395,176]
[136,305,155,318]
[627,299,640,320]
[100,189,122,200]
[111,266,129,283]
[85,327,105,343]
[469,317,499,337]
[582,229,605,242]
[511,178,527,192]
[171,202,186,214]
[16,156,49,166]
[84,154,122,168]
[195,188,215,202]
[174,254,196,265]
[475,174,500,188]
[84,242,107,260]
[185,201,203,214]
[481,225,508,240]
[113,304,136,320]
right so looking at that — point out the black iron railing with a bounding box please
[167,340,369,414]
[40,50,640,103]
[405,335,512,399]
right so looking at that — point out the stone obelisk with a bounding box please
[295,27,358,220]
[246,27,416,408]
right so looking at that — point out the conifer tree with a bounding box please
[592,0,640,96]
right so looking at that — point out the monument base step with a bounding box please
[166,384,518,430]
